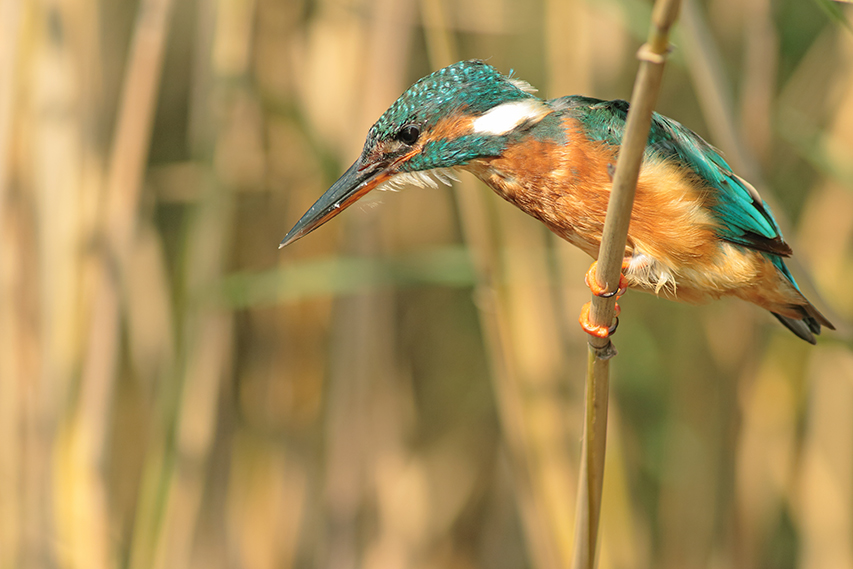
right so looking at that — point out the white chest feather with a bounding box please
[626,251,678,296]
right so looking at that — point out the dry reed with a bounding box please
[0,0,849,568]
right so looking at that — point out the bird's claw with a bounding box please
[579,301,620,338]
[579,260,628,338]
[584,260,629,298]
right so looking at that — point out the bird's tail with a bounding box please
[772,301,835,345]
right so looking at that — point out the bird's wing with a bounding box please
[559,97,792,257]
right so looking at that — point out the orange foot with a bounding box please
[579,260,630,338]
[584,260,629,298]
[579,301,621,338]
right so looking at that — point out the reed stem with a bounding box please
[571,1,682,567]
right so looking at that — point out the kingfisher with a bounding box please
[280,60,834,344]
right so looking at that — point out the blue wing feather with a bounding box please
[650,113,789,255]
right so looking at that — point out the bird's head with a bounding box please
[280,60,550,247]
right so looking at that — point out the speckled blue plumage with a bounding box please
[403,134,508,172]
[369,60,534,143]
[367,61,536,173]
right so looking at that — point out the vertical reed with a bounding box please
[0,0,848,567]
[574,1,682,567]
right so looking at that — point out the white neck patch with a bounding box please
[472,99,549,135]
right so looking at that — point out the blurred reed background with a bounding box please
[1,0,852,567]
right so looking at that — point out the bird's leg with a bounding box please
[579,259,630,338]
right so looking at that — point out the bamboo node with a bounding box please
[591,341,618,360]
[636,43,669,64]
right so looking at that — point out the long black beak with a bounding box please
[279,158,392,248]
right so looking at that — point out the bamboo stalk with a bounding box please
[572,1,682,567]
[421,2,577,567]
[78,0,175,470]
[679,0,758,180]
[68,0,173,565]
[0,0,20,238]
[322,0,415,565]
[0,1,22,565]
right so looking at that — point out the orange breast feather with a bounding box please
[466,117,806,313]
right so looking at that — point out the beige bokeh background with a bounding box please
[0,0,852,568]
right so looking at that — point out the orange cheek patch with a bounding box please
[427,115,476,142]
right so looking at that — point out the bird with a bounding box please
[280,59,834,344]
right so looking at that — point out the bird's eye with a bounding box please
[396,124,421,145]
